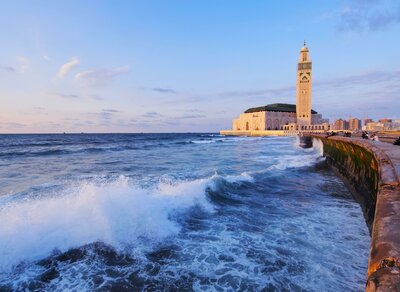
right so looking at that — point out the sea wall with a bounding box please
[305,135,400,291]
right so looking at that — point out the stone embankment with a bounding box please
[304,134,400,292]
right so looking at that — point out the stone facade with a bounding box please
[232,111,297,131]
[232,110,329,131]
[296,42,312,126]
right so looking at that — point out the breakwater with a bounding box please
[303,134,400,291]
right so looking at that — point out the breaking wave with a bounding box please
[0,172,259,271]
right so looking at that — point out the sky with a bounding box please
[1,0,400,133]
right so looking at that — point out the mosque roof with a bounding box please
[244,103,317,114]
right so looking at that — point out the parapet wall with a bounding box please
[307,135,400,291]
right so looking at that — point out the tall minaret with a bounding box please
[296,41,312,126]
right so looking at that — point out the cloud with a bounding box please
[93,109,122,121]
[221,85,295,99]
[188,109,204,113]
[53,93,80,99]
[56,57,79,79]
[102,109,121,113]
[74,66,130,87]
[86,94,102,100]
[142,112,164,118]
[152,87,177,94]
[43,55,50,61]
[221,70,400,99]
[17,56,30,73]
[314,70,400,88]
[337,0,400,32]
[0,65,16,72]
[175,114,206,119]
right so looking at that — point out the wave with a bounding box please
[189,136,268,144]
[0,172,256,271]
[190,140,217,144]
[0,146,141,158]
[267,153,323,171]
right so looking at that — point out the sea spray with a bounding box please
[312,137,324,156]
[0,176,214,270]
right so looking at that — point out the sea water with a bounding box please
[0,134,369,291]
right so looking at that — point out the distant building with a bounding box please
[230,43,329,132]
[348,118,361,131]
[362,119,400,131]
[364,122,385,131]
[333,119,349,130]
[364,118,374,126]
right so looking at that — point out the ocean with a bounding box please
[0,133,369,291]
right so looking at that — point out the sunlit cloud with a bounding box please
[56,57,79,79]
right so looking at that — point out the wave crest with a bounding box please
[0,172,257,271]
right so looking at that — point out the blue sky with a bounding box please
[0,0,399,133]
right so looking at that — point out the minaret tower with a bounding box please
[296,41,312,126]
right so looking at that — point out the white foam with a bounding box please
[267,154,323,170]
[224,172,254,183]
[0,176,214,271]
[312,138,324,156]
[191,140,216,144]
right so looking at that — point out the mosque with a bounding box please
[227,43,329,133]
